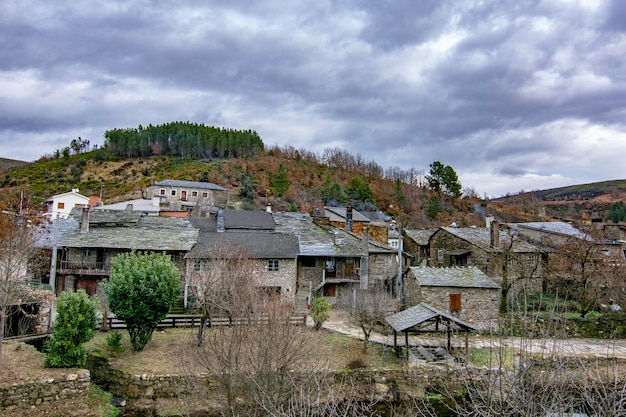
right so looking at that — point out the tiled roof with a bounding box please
[405,228,438,245]
[385,303,476,332]
[409,266,500,289]
[186,231,299,259]
[440,227,539,253]
[42,211,198,251]
[154,180,227,191]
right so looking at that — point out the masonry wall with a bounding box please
[418,286,500,330]
[254,258,298,302]
[0,370,90,411]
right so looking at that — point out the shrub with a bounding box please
[309,297,331,331]
[45,290,98,367]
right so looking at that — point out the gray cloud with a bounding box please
[1,0,625,197]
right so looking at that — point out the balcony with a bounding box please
[58,261,111,276]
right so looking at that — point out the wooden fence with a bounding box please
[104,314,307,330]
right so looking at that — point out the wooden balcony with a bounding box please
[58,261,111,276]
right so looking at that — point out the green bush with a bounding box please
[105,333,124,357]
[309,297,331,331]
[45,290,98,368]
[104,251,181,351]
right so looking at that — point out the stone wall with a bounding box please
[0,370,90,411]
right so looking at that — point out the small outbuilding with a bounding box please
[385,302,477,356]
[403,266,501,330]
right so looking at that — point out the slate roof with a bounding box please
[40,210,198,251]
[223,210,275,230]
[439,227,539,253]
[410,266,500,289]
[513,222,592,241]
[185,231,299,259]
[154,179,227,191]
[324,207,371,223]
[94,198,160,214]
[273,212,395,257]
[385,303,476,332]
[404,228,438,246]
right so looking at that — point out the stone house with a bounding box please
[403,228,438,266]
[274,212,399,305]
[428,222,546,302]
[39,208,198,296]
[147,179,228,213]
[403,266,500,330]
[184,212,300,307]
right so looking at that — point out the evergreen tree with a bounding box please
[607,201,626,223]
[427,195,441,219]
[270,164,291,197]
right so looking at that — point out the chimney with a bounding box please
[360,227,369,290]
[490,221,500,248]
[217,209,225,233]
[486,215,494,229]
[80,207,90,233]
[346,205,353,232]
[266,202,272,213]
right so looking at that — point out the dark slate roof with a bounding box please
[186,231,299,259]
[410,266,500,289]
[43,212,198,251]
[154,179,227,191]
[223,210,275,230]
[439,227,539,253]
[404,228,438,246]
[324,207,371,223]
[385,303,476,332]
[273,212,395,257]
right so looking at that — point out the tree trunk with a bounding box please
[0,310,5,369]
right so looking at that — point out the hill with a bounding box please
[0,145,483,228]
[489,179,626,223]
[0,157,30,171]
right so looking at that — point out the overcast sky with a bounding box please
[2,0,626,197]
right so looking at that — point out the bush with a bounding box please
[104,251,181,351]
[105,333,124,357]
[45,290,98,368]
[309,297,331,331]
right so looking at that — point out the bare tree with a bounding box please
[548,226,621,318]
[339,286,397,354]
[188,240,259,345]
[0,194,52,369]
[187,241,314,415]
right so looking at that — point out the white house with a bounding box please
[46,189,90,219]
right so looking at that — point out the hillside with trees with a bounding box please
[0,123,480,228]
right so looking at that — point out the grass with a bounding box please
[85,326,402,374]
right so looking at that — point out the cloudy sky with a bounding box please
[2,0,626,197]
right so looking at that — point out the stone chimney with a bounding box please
[360,227,369,290]
[486,215,495,229]
[346,205,353,232]
[217,209,225,233]
[80,207,90,234]
[490,221,500,248]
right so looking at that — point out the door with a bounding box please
[77,279,98,297]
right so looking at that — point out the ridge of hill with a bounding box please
[0,147,486,228]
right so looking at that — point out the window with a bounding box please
[301,257,316,268]
[528,254,536,265]
[181,190,188,200]
[268,259,280,271]
[191,190,198,197]
[449,293,461,312]
[202,192,208,198]
[159,189,166,196]
[193,259,208,272]
[437,249,444,264]
[171,189,177,196]
[57,202,65,209]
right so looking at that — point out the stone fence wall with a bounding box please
[86,352,476,403]
[0,369,90,411]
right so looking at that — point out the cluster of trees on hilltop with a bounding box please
[103,122,264,159]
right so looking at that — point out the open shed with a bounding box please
[385,302,477,357]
